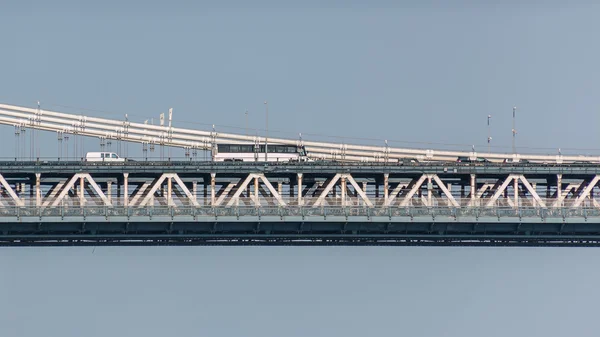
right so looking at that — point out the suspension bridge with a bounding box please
[0,103,599,246]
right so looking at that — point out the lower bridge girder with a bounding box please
[0,206,600,246]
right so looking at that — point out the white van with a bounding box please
[85,152,125,162]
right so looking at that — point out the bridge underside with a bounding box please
[2,208,600,246]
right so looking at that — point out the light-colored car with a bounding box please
[85,152,125,162]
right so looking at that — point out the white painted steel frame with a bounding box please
[2,170,600,211]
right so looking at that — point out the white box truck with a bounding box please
[85,152,125,162]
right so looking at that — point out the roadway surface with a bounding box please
[0,160,599,175]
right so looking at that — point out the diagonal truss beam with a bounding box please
[138,175,169,207]
[485,175,518,207]
[226,174,259,207]
[467,183,493,207]
[399,175,428,207]
[0,174,24,207]
[311,174,373,207]
[345,175,373,207]
[214,182,238,206]
[42,182,64,207]
[171,174,200,207]
[138,173,200,207]
[49,173,111,207]
[572,175,600,208]
[517,175,546,208]
[225,173,287,207]
[82,174,111,206]
[385,183,408,206]
[313,174,341,207]
[257,174,287,207]
[432,175,459,207]
[129,181,152,206]
[553,184,572,208]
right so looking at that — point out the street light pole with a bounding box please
[512,107,517,154]
[245,109,248,136]
[264,101,268,162]
[487,114,492,154]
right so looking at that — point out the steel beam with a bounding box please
[0,174,24,207]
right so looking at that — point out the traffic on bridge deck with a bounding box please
[1,102,600,165]
[0,103,599,246]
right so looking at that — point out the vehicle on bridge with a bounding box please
[85,152,126,162]
[397,158,419,165]
[456,156,491,165]
[214,144,309,162]
[503,158,530,164]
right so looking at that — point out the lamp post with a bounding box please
[264,101,268,162]
[512,107,517,154]
[487,114,492,154]
[245,109,248,136]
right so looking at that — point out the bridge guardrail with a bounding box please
[0,158,599,168]
[2,206,600,220]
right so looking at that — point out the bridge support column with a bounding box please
[514,178,519,209]
[124,173,129,207]
[470,174,476,206]
[384,174,389,206]
[427,175,432,207]
[35,173,41,207]
[192,180,197,205]
[532,182,537,207]
[167,177,173,206]
[254,176,259,205]
[210,173,216,206]
[278,182,282,202]
[107,181,112,205]
[297,173,303,206]
[557,174,562,207]
[341,176,346,207]
[79,175,85,207]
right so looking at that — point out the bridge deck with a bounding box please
[0,160,599,175]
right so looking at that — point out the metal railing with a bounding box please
[0,158,597,167]
[1,205,599,220]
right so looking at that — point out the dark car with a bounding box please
[456,156,490,165]
[397,158,419,165]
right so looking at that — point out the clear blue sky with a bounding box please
[1,2,599,157]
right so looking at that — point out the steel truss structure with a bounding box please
[0,162,599,246]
